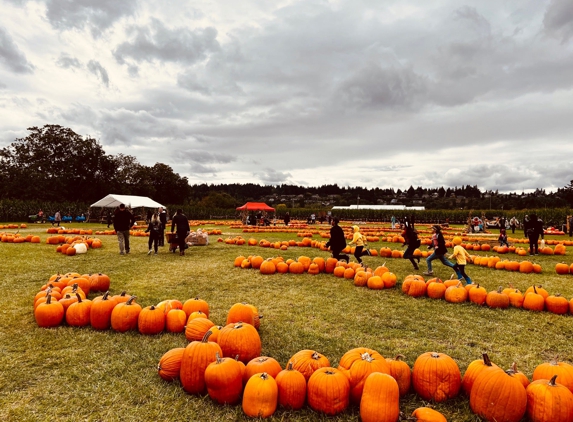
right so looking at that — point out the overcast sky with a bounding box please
[1,0,572,193]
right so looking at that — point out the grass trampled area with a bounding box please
[1,221,573,421]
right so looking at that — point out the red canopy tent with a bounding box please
[236,202,275,211]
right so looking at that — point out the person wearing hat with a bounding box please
[325,217,350,263]
[348,224,371,267]
[424,225,462,278]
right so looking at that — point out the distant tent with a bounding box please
[90,194,165,209]
[236,202,275,211]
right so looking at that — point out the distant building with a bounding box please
[331,205,425,211]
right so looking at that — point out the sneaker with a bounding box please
[154,251,158,255]
[423,270,434,276]
[126,250,130,254]
[120,252,124,255]
[413,265,419,270]
[365,249,372,256]
[148,249,152,255]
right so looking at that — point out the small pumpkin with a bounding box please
[157,347,185,381]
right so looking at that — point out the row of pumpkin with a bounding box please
[158,337,573,422]
[235,255,573,315]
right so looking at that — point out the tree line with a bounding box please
[1,125,572,211]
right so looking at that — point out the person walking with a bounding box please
[113,204,135,255]
[402,219,421,270]
[449,244,473,285]
[171,209,190,256]
[158,207,167,246]
[145,212,162,255]
[498,227,509,247]
[106,209,113,228]
[325,217,350,263]
[348,225,371,267]
[424,225,462,278]
[53,210,61,227]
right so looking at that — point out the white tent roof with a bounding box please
[90,194,165,209]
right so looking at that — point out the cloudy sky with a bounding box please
[1,0,573,193]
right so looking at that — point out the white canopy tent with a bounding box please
[90,194,165,209]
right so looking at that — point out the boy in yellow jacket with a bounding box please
[449,244,473,285]
[348,225,371,266]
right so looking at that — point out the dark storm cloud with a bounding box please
[55,53,81,69]
[255,168,292,184]
[544,0,573,42]
[113,19,220,65]
[45,0,138,38]
[0,26,34,73]
[87,60,109,87]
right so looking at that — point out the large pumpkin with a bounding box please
[217,322,261,364]
[205,352,244,405]
[360,372,400,422]
[287,349,331,381]
[307,367,350,416]
[532,357,573,394]
[526,375,573,422]
[412,352,461,402]
[470,364,527,422]
[110,296,142,332]
[180,331,222,395]
[275,362,307,410]
[337,347,390,404]
[157,347,185,381]
[242,372,278,418]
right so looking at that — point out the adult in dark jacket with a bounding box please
[527,214,544,255]
[171,209,190,256]
[424,225,462,278]
[402,218,421,270]
[158,207,167,246]
[325,217,349,262]
[284,212,290,226]
[113,204,135,255]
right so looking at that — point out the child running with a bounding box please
[348,225,371,267]
[449,243,473,285]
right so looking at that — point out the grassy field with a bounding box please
[1,220,573,421]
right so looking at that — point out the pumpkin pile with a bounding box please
[1,232,41,243]
[401,274,573,315]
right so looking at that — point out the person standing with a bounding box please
[284,212,290,226]
[325,217,350,263]
[171,209,190,256]
[498,227,509,247]
[525,214,544,256]
[145,213,162,255]
[569,215,573,237]
[53,210,61,227]
[402,219,421,270]
[114,204,135,255]
[106,209,113,228]
[391,215,396,229]
[424,225,462,278]
[348,225,371,267]
[158,207,167,246]
[509,216,517,234]
[449,244,473,285]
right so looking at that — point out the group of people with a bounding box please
[112,204,174,255]
[326,217,473,285]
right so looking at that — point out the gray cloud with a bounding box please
[177,149,235,164]
[0,26,34,73]
[87,60,109,86]
[55,53,81,69]
[113,19,220,65]
[45,0,138,38]
[255,168,292,184]
[544,0,573,42]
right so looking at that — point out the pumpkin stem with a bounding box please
[46,294,52,304]
[102,291,110,300]
[483,353,492,367]
[361,352,373,363]
[75,293,83,302]
[215,352,223,364]
[126,296,137,305]
[311,352,321,360]
[287,362,294,370]
[395,354,406,361]
[549,374,558,386]
[201,330,213,343]
[260,372,269,380]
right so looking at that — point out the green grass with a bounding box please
[1,222,573,421]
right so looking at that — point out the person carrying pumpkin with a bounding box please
[424,225,462,278]
[325,217,350,263]
[348,225,371,267]
[449,244,472,285]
